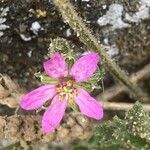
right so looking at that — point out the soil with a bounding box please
[0,0,150,90]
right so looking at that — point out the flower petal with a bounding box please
[20,85,56,110]
[74,88,103,120]
[43,53,68,79]
[42,95,67,133]
[70,52,100,82]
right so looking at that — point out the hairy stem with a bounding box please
[98,63,150,101]
[53,0,148,102]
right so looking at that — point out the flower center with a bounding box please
[56,79,78,102]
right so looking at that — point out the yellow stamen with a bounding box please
[73,89,78,96]
[66,80,73,87]
[56,86,63,93]
[58,95,64,101]
[56,79,78,102]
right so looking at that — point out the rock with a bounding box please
[66,116,76,127]
[76,115,90,129]
[56,126,69,140]
[70,124,83,138]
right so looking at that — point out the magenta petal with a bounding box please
[20,85,56,110]
[42,95,67,133]
[74,88,103,120]
[43,53,68,79]
[70,52,100,82]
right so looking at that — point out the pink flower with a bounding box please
[20,52,103,133]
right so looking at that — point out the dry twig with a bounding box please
[102,102,150,111]
[0,74,24,108]
[98,64,150,101]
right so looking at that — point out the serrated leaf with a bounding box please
[72,102,150,150]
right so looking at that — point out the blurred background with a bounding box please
[0,0,150,149]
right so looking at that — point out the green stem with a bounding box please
[53,0,149,102]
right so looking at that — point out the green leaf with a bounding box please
[34,72,58,84]
[48,38,81,61]
[73,102,150,150]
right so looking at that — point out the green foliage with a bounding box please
[48,38,81,63]
[34,72,59,84]
[78,65,105,93]
[73,102,150,150]
[47,38,105,91]
[1,142,22,150]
